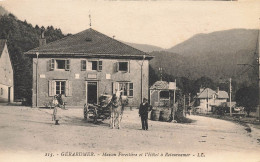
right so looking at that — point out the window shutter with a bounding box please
[112,82,115,94]
[98,61,102,71]
[81,60,86,71]
[116,62,119,72]
[116,82,119,93]
[65,59,70,71]
[129,83,133,97]
[50,59,54,71]
[66,80,72,96]
[48,80,55,96]
[112,82,119,94]
[128,61,130,73]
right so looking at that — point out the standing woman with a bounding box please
[139,98,152,130]
[52,95,61,125]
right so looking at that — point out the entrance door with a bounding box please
[87,82,98,104]
[8,87,11,103]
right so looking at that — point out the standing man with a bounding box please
[139,98,152,130]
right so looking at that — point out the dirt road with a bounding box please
[0,105,259,162]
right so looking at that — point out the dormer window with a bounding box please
[85,37,92,41]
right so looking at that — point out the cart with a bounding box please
[83,94,112,123]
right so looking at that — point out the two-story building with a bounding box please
[25,28,153,108]
[0,39,14,103]
[195,88,229,113]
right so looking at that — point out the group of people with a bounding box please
[52,90,153,131]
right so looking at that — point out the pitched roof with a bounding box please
[24,28,153,59]
[0,39,7,57]
[197,88,229,99]
[150,81,169,90]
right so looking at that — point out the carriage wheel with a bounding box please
[93,109,98,124]
[84,104,89,120]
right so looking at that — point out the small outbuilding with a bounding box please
[149,80,176,107]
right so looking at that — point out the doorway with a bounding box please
[8,87,11,103]
[87,82,98,104]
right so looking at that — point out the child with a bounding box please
[139,98,152,130]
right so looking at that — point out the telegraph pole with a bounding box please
[188,93,191,106]
[229,78,232,116]
[207,88,209,114]
[257,21,260,120]
[36,52,39,107]
[183,95,186,117]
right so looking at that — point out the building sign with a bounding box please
[39,74,46,78]
[88,74,97,79]
[169,82,176,90]
[75,74,80,79]
[106,74,111,79]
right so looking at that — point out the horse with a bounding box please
[108,94,128,129]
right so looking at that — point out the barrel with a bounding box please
[159,109,171,122]
[151,109,160,121]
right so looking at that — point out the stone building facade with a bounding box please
[25,28,153,107]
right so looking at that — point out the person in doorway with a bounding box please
[139,98,152,130]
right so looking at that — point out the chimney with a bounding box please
[200,85,204,93]
[216,87,219,95]
[39,29,46,47]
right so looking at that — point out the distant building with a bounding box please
[24,28,153,107]
[0,40,14,103]
[195,88,229,113]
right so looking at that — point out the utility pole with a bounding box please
[229,78,232,116]
[188,93,191,106]
[257,21,260,120]
[141,55,146,103]
[183,95,186,117]
[207,88,209,114]
[173,79,176,120]
[36,52,39,107]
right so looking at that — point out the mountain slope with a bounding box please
[149,29,258,84]
[167,29,257,57]
[123,41,164,52]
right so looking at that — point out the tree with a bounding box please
[235,86,258,116]
[149,65,160,86]
[0,13,66,103]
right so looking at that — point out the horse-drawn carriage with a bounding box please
[84,94,128,128]
[83,94,112,123]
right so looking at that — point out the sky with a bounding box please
[0,0,260,49]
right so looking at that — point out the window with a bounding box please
[81,60,86,71]
[0,88,3,95]
[55,81,65,95]
[50,59,70,71]
[85,60,102,71]
[116,82,134,97]
[56,60,65,69]
[129,83,133,97]
[160,91,169,99]
[98,61,102,71]
[49,80,72,96]
[118,62,128,72]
